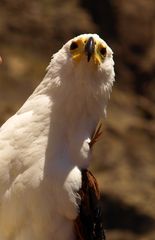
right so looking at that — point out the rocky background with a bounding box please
[0,0,155,239]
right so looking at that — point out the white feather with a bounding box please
[0,34,115,240]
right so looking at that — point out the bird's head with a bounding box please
[45,34,115,115]
[64,33,114,74]
[69,34,108,64]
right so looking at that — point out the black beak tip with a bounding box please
[85,37,95,62]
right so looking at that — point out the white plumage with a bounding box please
[0,34,115,240]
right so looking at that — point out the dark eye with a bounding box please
[100,47,106,56]
[70,41,78,50]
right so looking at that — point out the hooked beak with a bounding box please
[85,37,95,62]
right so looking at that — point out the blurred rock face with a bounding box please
[0,0,96,52]
[115,0,155,101]
[0,1,155,239]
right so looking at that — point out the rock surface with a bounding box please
[0,1,155,239]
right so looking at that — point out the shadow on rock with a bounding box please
[100,194,155,235]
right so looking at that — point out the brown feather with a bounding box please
[89,119,104,149]
[74,169,105,240]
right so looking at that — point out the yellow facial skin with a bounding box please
[70,37,107,65]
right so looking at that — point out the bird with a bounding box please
[0,33,115,240]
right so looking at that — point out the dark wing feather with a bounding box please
[74,169,106,240]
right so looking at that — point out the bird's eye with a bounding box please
[70,41,78,50]
[100,47,106,56]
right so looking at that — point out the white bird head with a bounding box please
[36,34,115,118]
